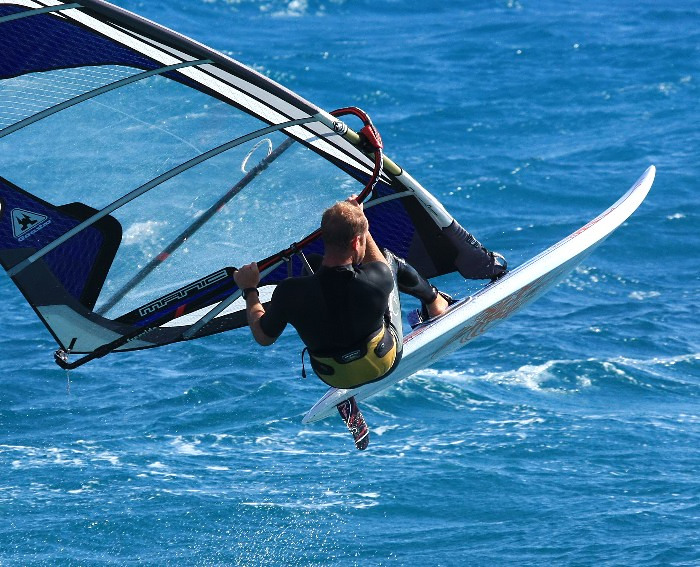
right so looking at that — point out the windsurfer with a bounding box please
[233,196,462,450]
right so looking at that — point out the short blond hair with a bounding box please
[321,201,368,252]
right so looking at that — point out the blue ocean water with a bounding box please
[1,0,699,565]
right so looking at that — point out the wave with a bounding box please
[415,351,700,397]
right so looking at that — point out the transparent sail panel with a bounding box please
[96,132,358,317]
[0,65,361,318]
[0,70,270,208]
[0,65,140,130]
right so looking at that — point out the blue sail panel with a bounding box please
[0,177,121,309]
[0,5,159,79]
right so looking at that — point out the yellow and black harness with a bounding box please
[303,324,401,389]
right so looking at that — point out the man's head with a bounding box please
[321,200,368,259]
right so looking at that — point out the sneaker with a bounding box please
[410,289,458,329]
[490,251,508,281]
[337,396,370,450]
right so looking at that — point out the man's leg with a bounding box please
[388,251,455,321]
[382,249,404,353]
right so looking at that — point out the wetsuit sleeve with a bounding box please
[258,285,289,339]
[359,261,394,294]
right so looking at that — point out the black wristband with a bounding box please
[242,287,259,300]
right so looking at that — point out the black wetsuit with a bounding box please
[259,255,437,354]
[259,262,393,353]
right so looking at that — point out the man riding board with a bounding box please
[233,196,504,449]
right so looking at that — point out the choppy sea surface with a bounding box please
[1,0,699,565]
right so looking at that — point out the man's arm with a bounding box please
[233,262,277,346]
[363,229,387,265]
[347,194,387,265]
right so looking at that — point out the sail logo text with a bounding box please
[138,269,229,316]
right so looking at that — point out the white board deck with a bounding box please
[302,166,655,424]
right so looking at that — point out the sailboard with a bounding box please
[303,166,655,423]
[0,1,505,369]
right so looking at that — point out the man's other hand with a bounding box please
[234,262,260,290]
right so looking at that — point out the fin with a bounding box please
[337,396,370,450]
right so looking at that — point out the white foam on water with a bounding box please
[628,290,661,300]
[418,361,593,393]
[372,424,400,437]
[171,436,207,456]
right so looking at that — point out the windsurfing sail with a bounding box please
[0,0,501,369]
